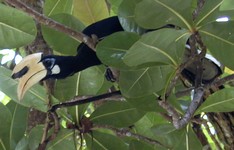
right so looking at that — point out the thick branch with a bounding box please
[4,0,97,50]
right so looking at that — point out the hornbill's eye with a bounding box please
[42,58,56,70]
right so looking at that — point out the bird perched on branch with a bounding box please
[11,16,223,100]
[12,16,123,100]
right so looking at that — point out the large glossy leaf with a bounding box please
[126,94,165,112]
[118,0,147,34]
[124,29,190,67]
[0,67,49,112]
[196,88,234,114]
[54,66,107,101]
[0,3,36,49]
[97,32,140,70]
[119,65,173,98]
[54,66,109,122]
[195,0,224,27]
[108,0,123,14]
[135,0,193,30]
[47,129,75,150]
[73,0,109,25]
[85,131,128,150]
[44,0,73,16]
[42,13,84,55]
[134,112,169,145]
[90,101,144,127]
[6,101,28,150]
[129,140,164,150]
[220,0,234,11]
[15,137,29,150]
[199,21,234,70]
[172,126,202,150]
[0,103,12,150]
[28,126,44,150]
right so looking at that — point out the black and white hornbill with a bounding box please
[12,16,123,100]
[11,16,223,100]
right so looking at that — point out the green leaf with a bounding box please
[126,95,165,112]
[47,129,75,150]
[196,88,234,114]
[0,67,49,112]
[90,101,144,127]
[15,137,29,150]
[124,29,190,67]
[42,13,84,55]
[0,3,36,49]
[118,0,148,34]
[195,0,224,27]
[54,66,109,123]
[28,125,44,150]
[220,0,234,11]
[0,103,12,150]
[119,65,173,98]
[108,0,123,14]
[130,140,166,150]
[73,0,109,25]
[55,66,108,100]
[6,101,28,150]
[44,0,73,16]
[172,126,202,150]
[199,21,234,70]
[151,124,176,135]
[97,32,140,70]
[135,0,193,30]
[85,131,128,150]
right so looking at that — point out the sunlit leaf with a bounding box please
[0,3,36,49]
[73,0,109,25]
[135,0,193,30]
[42,13,84,55]
[124,29,190,67]
[196,88,234,114]
[44,0,73,16]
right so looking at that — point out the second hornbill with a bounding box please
[11,16,223,100]
[12,16,123,100]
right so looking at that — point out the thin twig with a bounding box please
[4,0,97,50]
[92,124,170,149]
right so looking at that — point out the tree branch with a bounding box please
[49,91,122,112]
[92,124,170,149]
[4,0,97,50]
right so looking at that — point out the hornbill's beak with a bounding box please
[11,53,47,100]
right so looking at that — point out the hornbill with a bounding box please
[12,16,123,100]
[11,16,223,100]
